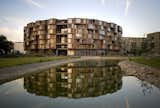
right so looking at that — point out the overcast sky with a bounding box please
[0,0,160,42]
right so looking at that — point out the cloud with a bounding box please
[101,0,105,6]
[25,0,44,8]
[125,0,133,16]
[100,0,134,16]
[0,17,28,42]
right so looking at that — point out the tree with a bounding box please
[0,34,13,55]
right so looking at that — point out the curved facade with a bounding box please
[24,18,122,56]
[24,60,122,98]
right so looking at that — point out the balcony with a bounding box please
[56,45,67,49]
[56,20,67,25]
[48,29,56,34]
[61,29,68,34]
[88,24,95,29]
[99,30,105,35]
[75,34,82,39]
[47,19,56,24]
[75,19,82,24]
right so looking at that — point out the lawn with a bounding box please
[0,56,73,68]
[130,56,160,69]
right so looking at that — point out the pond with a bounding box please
[0,60,160,108]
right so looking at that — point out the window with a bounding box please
[68,39,72,43]
[88,24,95,29]
[76,19,81,23]
[101,26,104,30]
[68,34,72,38]
[99,30,105,35]
[99,21,102,25]
[68,19,72,23]
[99,35,104,39]
[68,28,71,33]
[68,44,72,48]
[110,23,114,28]
[88,34,92,38]
[151,36,154,40]
[83,19,87,24]
[76,34,82,38]
[76,39,80,42]
[151,43,154,48]
[103,40,106,44]
[107,27,111,32]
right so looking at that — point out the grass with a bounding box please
[0,56,75,68]
[130,56,160,69]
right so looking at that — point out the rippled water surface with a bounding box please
[0,60,160,108]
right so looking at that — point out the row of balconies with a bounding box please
[25,25,56,33]
[35,20,46,26]
[67,18,109,27]
[87,24,120,32]
[29,44,56,50]
[47,25,56,29]
[75,33,115,40]
[25,26,122,39]
[25,19,122,32]
[48,29,56,34]
[24,82,120,95]
[25,38,56,44]
[25,33,120,44]
[26,30,121,39]
[26,34,56,41]
[25,37,121,51]
[25,18,122,31]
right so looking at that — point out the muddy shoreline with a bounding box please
[118,60,160,89]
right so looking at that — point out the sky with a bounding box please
[0,0,160,42]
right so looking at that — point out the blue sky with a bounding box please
[0,0,160,42]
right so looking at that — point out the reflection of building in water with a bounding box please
[24,60,122,98]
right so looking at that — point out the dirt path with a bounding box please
[0,58,82,82]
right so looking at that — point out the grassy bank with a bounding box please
[130,56,160,69]
[0,56,73,68]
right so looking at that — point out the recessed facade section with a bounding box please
[24,18,122,56]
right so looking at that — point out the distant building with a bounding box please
[14,42,25,54]
[147,32,160,54]
[121,32,160,55]
[24,18,122,56]
[121,37,146,55]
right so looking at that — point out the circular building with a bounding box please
[24,18,122,56]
